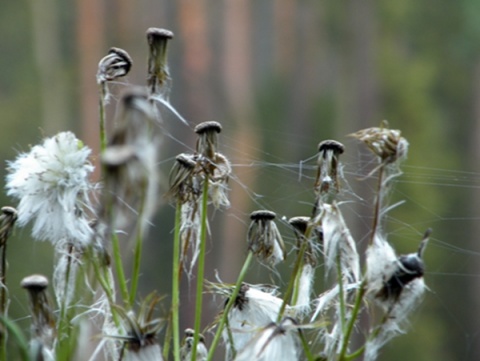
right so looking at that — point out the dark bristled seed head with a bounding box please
[250,210,276,221]
[194,121,222,135]
[21,274,49,293]
[288,216,310,235]
[229,283,249,311]
[318,140,345,154]
[108,47,133,71]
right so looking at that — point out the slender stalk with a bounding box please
[129,186,147,306]
[191,177,209,361]
[207,251,254,361]
[338,280,366,361]
[171,201,182,361]
[298,329,315,361]
[278,239,308,322]
[368,165,385,246]
[163,313,173,361]
[98,83,108,153]
[0,243,7,361]
[111,233,130,307]
[336,253,346,333]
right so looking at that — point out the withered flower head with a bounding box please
[247,210,286,266]
[195,121,222,160]
[288,216,318,267]
[314,140,345,205]
[146,27,174,98]
[167,153,199,203]
[97,47,133,84]
[350,121,408,163]
[21,274,56,346]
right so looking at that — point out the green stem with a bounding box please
[0,244,7,361]
[191,178,209,361]
[278,240,308,322]
[111,233,130,307]
[98,83,108,153]
[298,329,315,361]
[129,188,147,306]
[171,201,182,361]
[336,253,346,333]
[338,280,366,361]
[56,244,74,355]
[207,252,254,361]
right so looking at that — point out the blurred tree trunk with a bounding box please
[219,0,260,282]
[76,0,105,180]
[30,0,69,134]
[178,0,214,120]
[470,60,480,359]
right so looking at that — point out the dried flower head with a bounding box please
[234,317,301,361]
[288,216,319,266]
[167,153,199,203]
[97,47,133,84]
[195,121,222,160]
[349,121,408,163]
[247,210,286,266]
[6,132,94,247]
[180,328,208,361]
[314,140,345,206]
[21,275,56,350]
[146,27,174,98]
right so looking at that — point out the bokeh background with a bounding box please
[2,1,480,360]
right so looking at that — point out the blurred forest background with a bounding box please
[2,0,480,360]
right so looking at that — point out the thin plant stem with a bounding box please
[98,83,108,153]
[336,253,346,333]
[298,329,315,361]
[339,163,386,360]
[207,251,254,361]
[111,233,130,307]
[163,313,173,361]
[191,177,209,361]
[170,201,182,361]
[0,243,7,361]
[278,238,308,322]
[129,187,147,306]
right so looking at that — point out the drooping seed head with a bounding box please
[97,47,132,83]
[288,216,309,235]
[167,153,199,203]
[247,211,286,266]
[0,206,17,246]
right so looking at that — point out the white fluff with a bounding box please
[6,131,94,246]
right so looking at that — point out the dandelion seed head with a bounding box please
[195,121,223,160]
[146,27,174,99]
[6,131,94,246]
[234,317,300,361]
[224,284,290,358]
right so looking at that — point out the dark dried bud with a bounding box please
[97,47,132,83]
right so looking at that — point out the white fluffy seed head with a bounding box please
[224,284,291,359]
[234,318,300,361]
[6,131,94,246]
